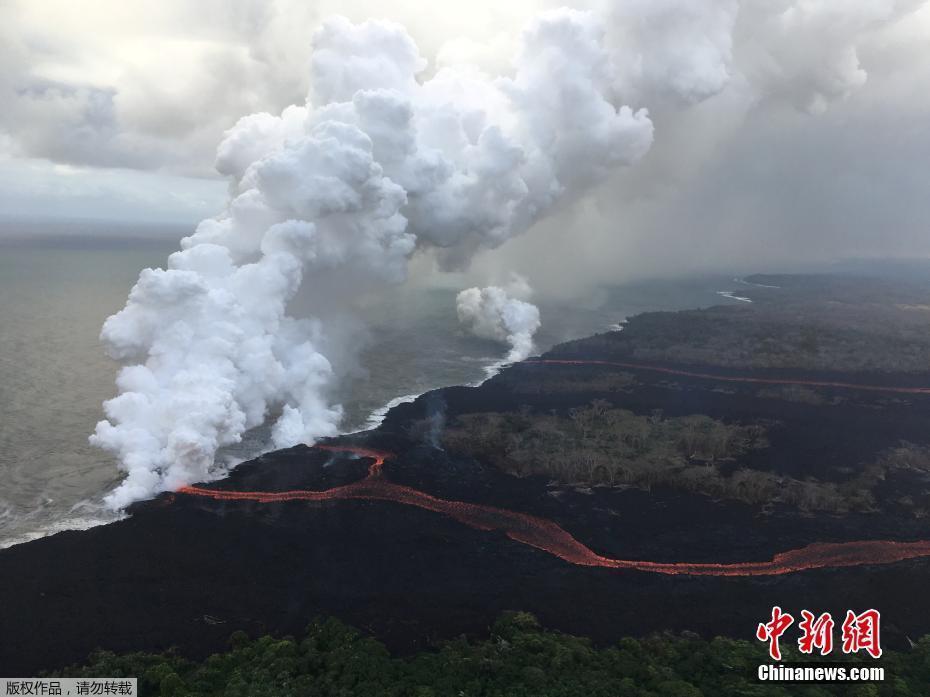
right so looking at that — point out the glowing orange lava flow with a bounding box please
[526,359,930,396]
[177,445,930,577]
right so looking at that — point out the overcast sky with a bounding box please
[1,0,929,277]
[0,0,562,223]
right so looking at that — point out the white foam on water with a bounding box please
[354,348,539,434]
[479,359,509,382]
[0,500,125,550]
[717,290,753,303]
[356,393,423,432]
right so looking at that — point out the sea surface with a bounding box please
[0,220,740,547]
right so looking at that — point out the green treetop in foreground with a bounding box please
[53,612,929,696]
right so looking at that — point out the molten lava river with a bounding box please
[179,442,930,577]
[179,360,930,576]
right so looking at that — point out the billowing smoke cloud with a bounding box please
[4,0,925,265]
[475,0,929,294]
[91,9,654,508]
[607,0,739,105]
[456,275,541,362]
[737,0,919,113]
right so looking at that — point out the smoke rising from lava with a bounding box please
[91,9,654,508]
[456,274,541,362]
[90,1,926,508]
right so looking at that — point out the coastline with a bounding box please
[6,274,930,673]
[5,307,930,671]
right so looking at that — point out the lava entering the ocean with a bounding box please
[178,444,930,577]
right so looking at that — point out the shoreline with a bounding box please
[0,347,521,550]
[5,294,930,672]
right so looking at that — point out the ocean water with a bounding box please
[0,222,738,548]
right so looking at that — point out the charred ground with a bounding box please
[3,272,930,674]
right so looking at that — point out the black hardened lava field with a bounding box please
[4,274,930,674]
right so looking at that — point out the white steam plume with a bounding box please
[456,275,541,363]
[607,0,739,105]
[738,0,917,113]
[91,9,654,509]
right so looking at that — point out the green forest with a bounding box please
[54,612,929,696]
[442,403,881,513]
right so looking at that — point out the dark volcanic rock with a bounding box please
[3,332,930,674]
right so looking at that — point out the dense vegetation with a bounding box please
[443,401,765,482]
[442,403,930,514]
[54,612,930,696]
